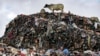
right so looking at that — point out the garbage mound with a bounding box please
[1,12,100,51]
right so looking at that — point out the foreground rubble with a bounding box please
[0,12,100,52]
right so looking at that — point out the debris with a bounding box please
[1,12,100,51]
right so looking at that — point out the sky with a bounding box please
[0,0,100,37]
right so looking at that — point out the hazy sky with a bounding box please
[0,0,100,37]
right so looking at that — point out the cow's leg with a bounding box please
[53,9,54,13]
[61,8,63,13]
[61,9,63,13]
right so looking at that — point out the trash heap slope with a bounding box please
[1,12,100,50]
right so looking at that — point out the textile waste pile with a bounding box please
[0,11,100,51]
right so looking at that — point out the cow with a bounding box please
[44,4,64,12]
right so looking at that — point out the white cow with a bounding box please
[44,4,64,12]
